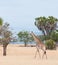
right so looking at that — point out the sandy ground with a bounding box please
[0,44,58,65]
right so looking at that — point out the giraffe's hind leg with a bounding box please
[42,50,47,59]
[41,47,47,59]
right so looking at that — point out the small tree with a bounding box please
[17,31,33,47]
[45,39,56,50]
[0,22,12,56]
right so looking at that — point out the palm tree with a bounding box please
[35,16,58,36]
[46,16,58,35]
[35,16,47,35]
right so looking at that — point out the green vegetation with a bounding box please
[45,39,56,50]
[17,31,34,47]
[35,16,58,50]
[39,31,58,42]
[35,16,58,37]
[50,31,58,42]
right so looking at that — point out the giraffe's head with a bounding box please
[30,31,35,36]
[31,31,33,33]
[29,31,33,35]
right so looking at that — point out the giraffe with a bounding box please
[31,32,47,59]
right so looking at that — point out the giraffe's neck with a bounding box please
[31,32,37,40]
[31,32,41,43]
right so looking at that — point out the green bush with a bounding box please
[45,39,56,50]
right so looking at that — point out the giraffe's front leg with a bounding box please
[34,49,37,58]
[35,46,41,58]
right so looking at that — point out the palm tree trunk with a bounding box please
[42,30,46,36]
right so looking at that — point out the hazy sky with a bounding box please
[0,0,58,35]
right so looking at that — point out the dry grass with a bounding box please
[0,44,58,65]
